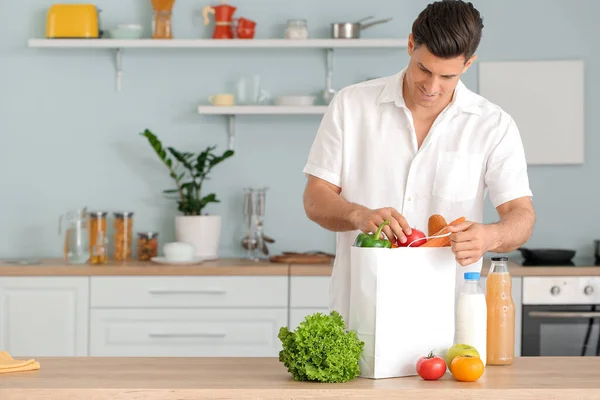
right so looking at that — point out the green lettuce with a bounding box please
[278,311,364,383]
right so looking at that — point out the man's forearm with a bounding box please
[487,206,535,253]
[304,185,365,232]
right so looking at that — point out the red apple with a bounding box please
[396,228,427,248]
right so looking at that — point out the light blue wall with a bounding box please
[1,0,598,259]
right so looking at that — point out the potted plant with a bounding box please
[140,129,234,260]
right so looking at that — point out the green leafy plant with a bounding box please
[140,129,234,216]
[278,311,364,383]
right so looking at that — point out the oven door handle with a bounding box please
[528,311,600,319]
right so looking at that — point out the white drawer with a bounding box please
[90,308,287,356]
[90,276,287,308]
[290,276,330,308]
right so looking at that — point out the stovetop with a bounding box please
[519,257,600,267]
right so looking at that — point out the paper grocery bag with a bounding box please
[349,246,457,379]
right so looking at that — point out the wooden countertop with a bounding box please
[1,257,599,277]
[1,357,599,399]
[0,258,290,276]
[293,259,600,277]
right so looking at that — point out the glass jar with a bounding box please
[151,0,175,39]
[284,19,308,39]
[113,212,134,261]
[89,211,108,265]
[137,232,159,261]
[152,10,173,38]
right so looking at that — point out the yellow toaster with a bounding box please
[46,4,100,38]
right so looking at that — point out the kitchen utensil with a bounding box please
[203,1,237,39]
[46,4,100,38]
[331,16,393,39]
[275,95,315,106]
[242,187,272,259]
[518,247,576,263]
[322,49,336,104]
[59,208,90,265]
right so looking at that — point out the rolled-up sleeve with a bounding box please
[485,115,533,208]
[302,95,344,188]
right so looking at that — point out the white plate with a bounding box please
[150,256,204,265]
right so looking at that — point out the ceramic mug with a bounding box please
[237,18,256,29]
[209,94,235,106]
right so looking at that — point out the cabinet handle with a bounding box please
[148,289,226,295]
[148,332,226,338]
[528,311,600,319]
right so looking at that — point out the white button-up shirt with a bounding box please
[303,67,533,325]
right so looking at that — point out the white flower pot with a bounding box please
[175,215,221,260]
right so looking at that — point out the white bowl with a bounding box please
[163,242,195,262]
[275,95,315,106]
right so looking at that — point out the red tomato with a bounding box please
[416,351,447,381]
[396,228,427,248]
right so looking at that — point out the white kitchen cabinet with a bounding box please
[288,276,330,329]
[90,308,287,357]
[90,276,288,308]
[89,276,289,357]
[0,277,89,357]
[480,276,522,357]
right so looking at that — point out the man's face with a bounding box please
[405,34,476,109]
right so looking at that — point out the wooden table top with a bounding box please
[1,357,599,399]
[1,257,599,277]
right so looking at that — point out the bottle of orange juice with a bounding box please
[486,256,515,365]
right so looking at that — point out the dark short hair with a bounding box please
[412,0,484,61]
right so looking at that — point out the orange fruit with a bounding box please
[450,355,484,382]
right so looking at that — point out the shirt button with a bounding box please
[407,197,412,202]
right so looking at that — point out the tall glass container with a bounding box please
[89,211,108,265]
[113,212,134,261]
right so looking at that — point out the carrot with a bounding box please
[421,217,466,247]
[428,214,448,237]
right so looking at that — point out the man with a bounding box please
[302,0,536,325]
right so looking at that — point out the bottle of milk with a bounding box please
[455,272,487,366]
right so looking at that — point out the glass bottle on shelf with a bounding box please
[151,0,175,39]
[113,212,134,261]
[89,211,108,265]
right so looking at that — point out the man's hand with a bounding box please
[349,206,413,244]
[446,221,498,266]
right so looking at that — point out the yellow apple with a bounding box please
[445,344,480,367]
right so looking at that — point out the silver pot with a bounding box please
[331,16,393,39]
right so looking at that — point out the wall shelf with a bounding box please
[197,105,329,115]
[197,106,328,150]
[29,37,407,149]
[27,38,408,49]
[27,38,407,92]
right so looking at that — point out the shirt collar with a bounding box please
[377,66,482,116]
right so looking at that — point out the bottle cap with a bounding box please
[491,256,508,261]
[464,272,480,280]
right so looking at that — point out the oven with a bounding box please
[522,276,600,357]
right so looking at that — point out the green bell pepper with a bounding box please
[353,219,392,248]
